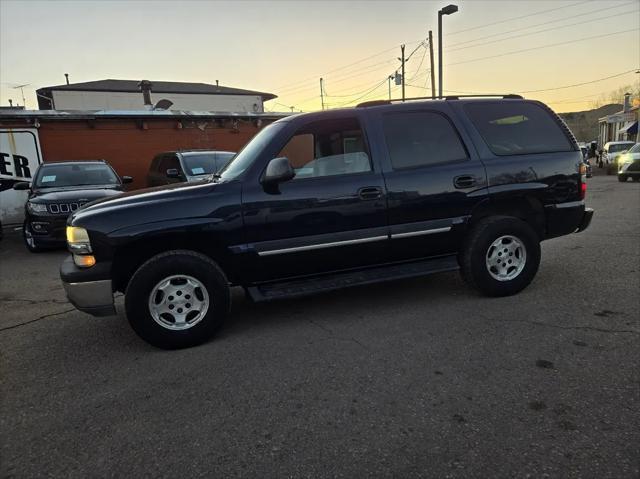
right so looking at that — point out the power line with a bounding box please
[445,0,591,36]
[445,0,637,49]
[286,44,429,102]
[405,69,639,95]
[277,57,398,96]
[518,69,639,93]
[407,46,427,82]
[446,28,639,67]
[272,40,423,93]
[333,78,389,108]
[447,8,639,53]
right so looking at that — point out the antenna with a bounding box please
[13,84,29,107]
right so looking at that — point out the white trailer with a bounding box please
[0,128,42,226]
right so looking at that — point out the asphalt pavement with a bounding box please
[1,174,638,478]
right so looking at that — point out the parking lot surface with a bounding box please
[1,174,638,478]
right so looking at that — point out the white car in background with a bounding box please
[602,141,635,167]
[617,143,640,182]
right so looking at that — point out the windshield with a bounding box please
[629,143,640,153]
[34,163,119,188]
[609,143,634,153]
[219,123,286,180]
[183,152,235,176]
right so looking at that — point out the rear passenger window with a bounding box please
[383,111,467,169]
[465,102,573,156]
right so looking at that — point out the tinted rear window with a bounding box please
[465,102,573,156]
[383,111,468,169]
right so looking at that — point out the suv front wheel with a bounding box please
[125,250,230,349]
[460,216,541,297]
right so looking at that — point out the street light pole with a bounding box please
[438,4,458,98]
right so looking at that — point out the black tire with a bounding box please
[22,220,44,253]
[460,216,541,297]
[618,175,627,182]
[125,250,230,349]
[633,177,640,182]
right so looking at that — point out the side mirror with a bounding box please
[166,168,182,179]
[121,176,133,184]
[13,181,30,190]
[262,157,295,185]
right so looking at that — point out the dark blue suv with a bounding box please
[60,96,593,349]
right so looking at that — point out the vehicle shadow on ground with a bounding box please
[216,271,468,339]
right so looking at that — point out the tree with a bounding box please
[590,84,640,109]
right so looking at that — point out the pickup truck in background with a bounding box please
[60,96,593,349]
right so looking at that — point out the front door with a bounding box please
[370,105,489,262]
[241,115,389,283]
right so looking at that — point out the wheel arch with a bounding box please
[112,233,235,293]
[469,195,545,239]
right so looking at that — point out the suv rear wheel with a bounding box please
[125,250,230,349]
[460,216,541,297]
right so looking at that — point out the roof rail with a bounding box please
[357,94,523,107]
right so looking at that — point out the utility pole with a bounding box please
[388,75,394,100]
[428,31,436,99]
[320,77,325,110]
[401,44,406,102]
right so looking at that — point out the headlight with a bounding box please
[27,201,48,214]
[66,226,93,255]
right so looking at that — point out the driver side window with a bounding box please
[277,117,372,179]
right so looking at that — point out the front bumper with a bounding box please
[26,214,68,243]
[60,256,116,317]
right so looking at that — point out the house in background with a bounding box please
[36,79,277,113]
[598,93,639,144]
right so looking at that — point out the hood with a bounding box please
[30,185,123,202]
[80,179,212,210]
[68,178,233,230]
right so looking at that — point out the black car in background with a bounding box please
[146,150,236,187]
[13,161,131,252]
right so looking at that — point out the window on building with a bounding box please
[277,118,372,179]
[465,102,573,156]
[382,111,468,169]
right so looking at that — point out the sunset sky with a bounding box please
[1,0,638,113]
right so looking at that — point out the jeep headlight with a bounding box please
[27,201,48,214]
[66,226,93,255]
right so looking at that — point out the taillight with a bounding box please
[578,163,587,199]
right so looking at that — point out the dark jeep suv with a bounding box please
[60,96,593,349]
[14,161,131,252]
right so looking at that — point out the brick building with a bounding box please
[0,109,288,225]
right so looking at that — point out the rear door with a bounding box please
[368,103,488,262]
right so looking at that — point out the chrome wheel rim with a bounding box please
[148,275,210,330]
[485,235,527,282]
